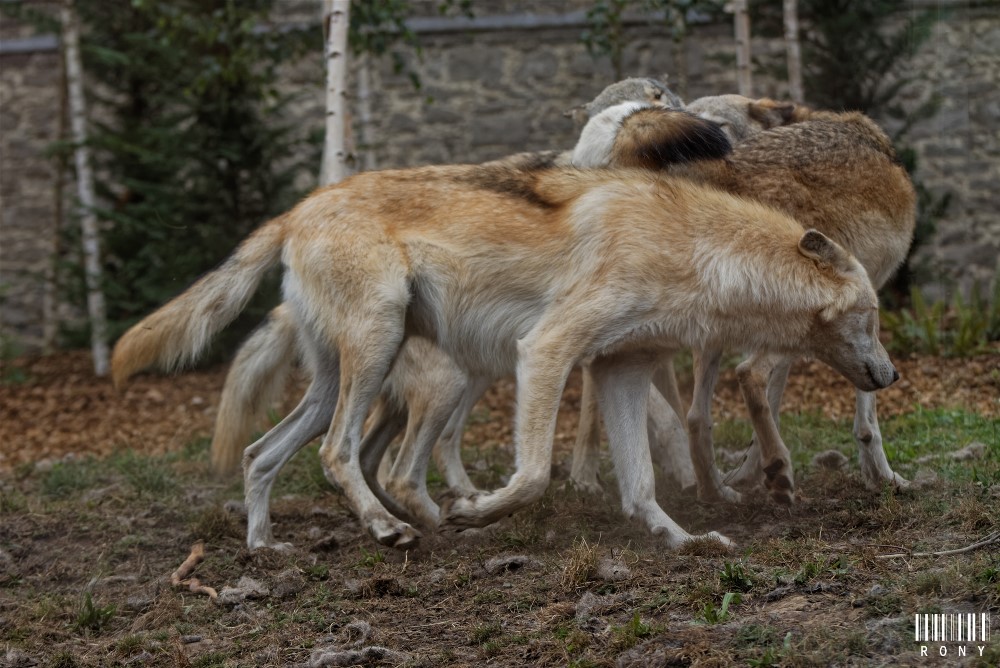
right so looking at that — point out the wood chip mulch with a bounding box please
[1,347,997,472]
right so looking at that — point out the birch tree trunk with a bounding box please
[61,0,109,376]
[320,0,351,186]
[733,0,753,97]
[783,0,804,103]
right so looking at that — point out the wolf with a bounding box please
[573,97,915,503]
[112,150,898,551]
[206,79,695,515]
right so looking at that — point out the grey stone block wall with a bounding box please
[0,50,63,351]
[1,3,998,349]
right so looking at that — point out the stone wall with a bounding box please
[1,2,998,349]
[895,6,1000,296]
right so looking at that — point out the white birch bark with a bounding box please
[783,0,804,103]
[61,0,109,376]
[320,0,351,186]
[733,0,753,97]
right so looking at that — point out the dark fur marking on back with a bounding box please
[454,163,558,209]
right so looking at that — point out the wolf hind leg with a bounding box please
[319,308,420,549]
[242,341,339,551]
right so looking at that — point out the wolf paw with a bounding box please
[438,492,489,530]
[249,539,295,553]
[762,457,795,505]
[565,477,604,495]
[369,518,421,549]
[862,469,910,492]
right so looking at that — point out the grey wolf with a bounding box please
[576,96,915,503]
[112,155,897,551]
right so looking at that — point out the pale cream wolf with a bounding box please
[207,80,695,513]
[574,97,915,503]
[112,155,898,551]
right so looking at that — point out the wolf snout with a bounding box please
[866,362,899,390]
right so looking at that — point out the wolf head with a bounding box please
[796,230,898,392]
[565,77,684,126]
[686,94,803,143]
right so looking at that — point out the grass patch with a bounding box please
[610,612,657,650]
[72,592,116,634]
[699,592,741,624]
[111,450,177,497]
[270,442,331,498]
[40,458,102,499]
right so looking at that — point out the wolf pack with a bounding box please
[111,77,915,552]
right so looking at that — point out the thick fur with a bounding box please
[593,99,915,500]
[111,216,287,388]
[113,160,896,551]
[211,79,692,506]
[211,304,300,475]
[573,106,732,171]
[685,94,804,142]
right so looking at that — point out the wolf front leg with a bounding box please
[737,352,795,504]
[592,352,732,548]
[854,390,909,490]
[441,330,579,529]
[686,349,743,503]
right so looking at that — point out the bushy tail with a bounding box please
[111,215,287,388]
[610,107,732,170]
[572,103,731,171]
[210,304,302,476]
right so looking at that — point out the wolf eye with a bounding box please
[652,91,663,99]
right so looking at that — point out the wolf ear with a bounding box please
[797,230,857,274]
[748,98,797,129]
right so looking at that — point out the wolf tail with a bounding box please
[111,214,288,388]
[572,103,731,171]
[610,107,732,170]
[210,304,301,476]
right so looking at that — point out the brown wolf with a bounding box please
[112,156,898,551]
[587,98,915,503]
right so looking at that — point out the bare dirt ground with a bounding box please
[1,349,999,667]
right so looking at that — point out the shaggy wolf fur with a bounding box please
[207,81,697,510]
[576,97,915,502]
[113,157,897,551]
